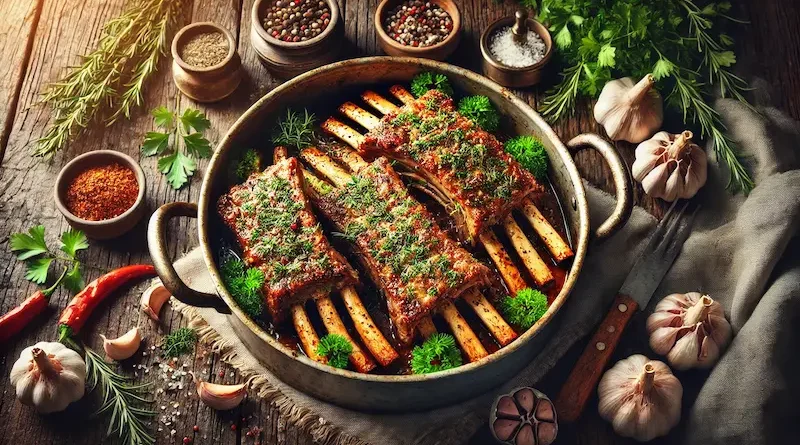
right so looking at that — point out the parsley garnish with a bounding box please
[235,149,261,180]
[500,288,548,330]
[220,257,266,319]
[9,225,88,292]
[316,334,353,369]
[410,71,453,97]
[142,106,212,189]
[411,333,462,374]
[505,135,548,180]
[271,109,316,149]
[536,0,754,193]
[457,95,500,132]
[161,327,197,357]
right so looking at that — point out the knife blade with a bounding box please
[554,200,699,423]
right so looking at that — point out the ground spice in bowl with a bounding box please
[262,0,332,43]
[383,0,453,47]
[65,163,139,221]
[489,25,546,68]
[179,31,230,68]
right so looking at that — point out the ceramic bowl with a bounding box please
[250,0,343,78]
[375,0,461,61]
[54,150,146,240]
[480,13,553,88]
[172,22,242,102]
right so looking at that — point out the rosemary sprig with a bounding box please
[271,109,316,149]
[34,0,183,158]
[84,347,155,445]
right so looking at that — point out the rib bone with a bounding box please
[440,302,488,362]
[339,102,381,131]
[389,85,416,105]
[362,90,400,114]
[520,199,574,263]
[503,216,554,287]
[316,296,376,372]
[340,286,399,367]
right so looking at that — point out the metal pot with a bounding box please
[147,57,632,412]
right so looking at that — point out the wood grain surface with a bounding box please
[0,1,798,444]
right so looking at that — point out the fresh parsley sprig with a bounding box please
[142,106,213,189]
[411,333,462,374]
[316,334,353,369]
[500,288,548,330]
[458,96,500,132]
[410,72,454,97]
[220,256,266,319]
[9,225,88,293]
[235,149,262,181]
[536,0,755,193]
[505,136,549,180]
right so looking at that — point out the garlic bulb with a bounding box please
[632,130,707,202]
[141,282,171,322]
[101,327,142,361]
[598,355,682,442]
[191,372,246,410]
[594,74,663,143]
[10,341,86,413]
[647,293,731,370]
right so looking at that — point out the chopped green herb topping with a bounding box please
[161,327,197,357]
[220,257,266,319]
[500,288,548,330]
[505,136,548,180]
[410,71,453,97]
[457,95,500,132]
[411,333,462,374]
[316,334,353,369]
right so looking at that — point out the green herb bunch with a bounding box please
[220,257,266,319]
[10,225,88,293]
[504,136,548,180]
[500,288,549,330]
[536,0,754,192]
[35,0,183,158]
[411,333,462,374]
[410,72,454,97]
[271,109,316,149]
[458,96,500,132]
[316,334,353,369]
[235,149,262,180]
[161,327,198,357]
[142,106,212,189]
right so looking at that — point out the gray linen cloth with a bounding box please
[165,98,799,445]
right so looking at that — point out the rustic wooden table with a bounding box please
[1,0,798,444]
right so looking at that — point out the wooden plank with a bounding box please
[0,0,42,158]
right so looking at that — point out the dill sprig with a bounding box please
[505,135,548,180]
[458,95,500,132]
[34,0,183,158]
[410,71,453,97]
[411,333,462,374]
[161,327,197,357]
[536,0,755,193]
[84,347,155,445]
[271,109,316,149]
[500,288,548,330]
[316,334,353,369]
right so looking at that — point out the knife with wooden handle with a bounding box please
[555,200,698,423]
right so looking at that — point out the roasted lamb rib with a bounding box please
[217,157,358,321]
[307,156,492,344]
[357,89,543,243]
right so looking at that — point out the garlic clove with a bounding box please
[101,327,142,361]
[666,328,701,370]
[641,161,672,199]
[649,326,681,355]
[191,372,246,410]
[141,283,171,322]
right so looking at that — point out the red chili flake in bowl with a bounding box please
[65,163,139,221]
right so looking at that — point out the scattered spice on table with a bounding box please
[262,0,331,43]
[489,25,546,68]
[383,0,453,48]
[65,163,139,221]
[179,31,229,68]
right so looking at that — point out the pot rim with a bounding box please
[198,56,590,383]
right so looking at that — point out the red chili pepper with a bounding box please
[0,268,67,343]
[58,264,155,341]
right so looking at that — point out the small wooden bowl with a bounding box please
[172,22,242,102]
[54,151,147,240]
[375,0,461,61]
[480,14,553,88]
[250,0,343,78]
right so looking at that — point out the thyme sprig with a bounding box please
[536,0,755,192]
[271,109,316,149]
[34,0,183,158]
[84,347,155,445]
[161,327,198,357]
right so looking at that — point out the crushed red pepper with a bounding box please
[65,163,139,221]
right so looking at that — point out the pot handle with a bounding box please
[566,134,633,240]
[147,202,230,313]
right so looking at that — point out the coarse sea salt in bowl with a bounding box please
[480,10,553,88]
